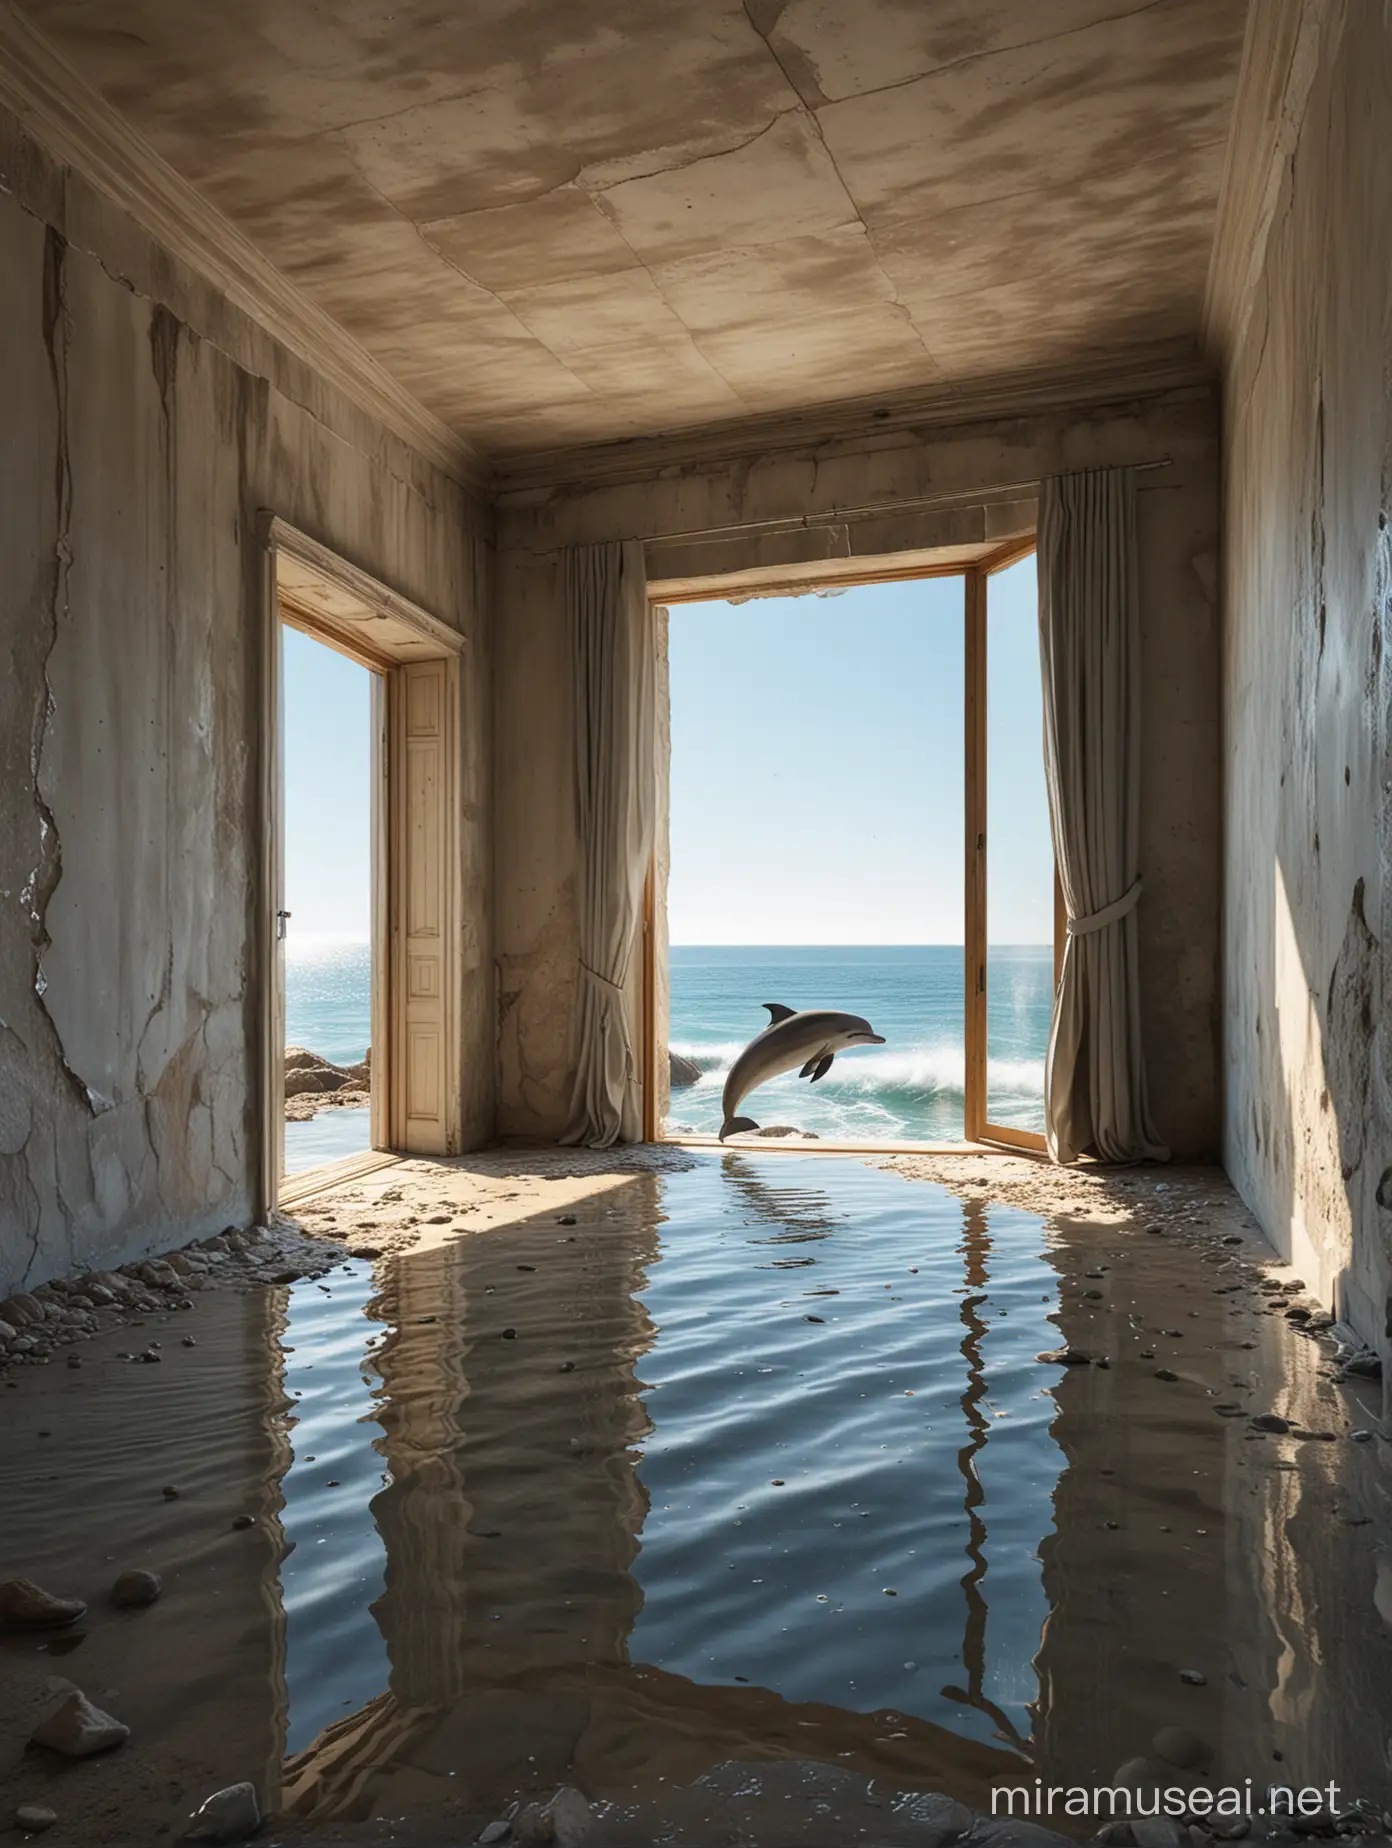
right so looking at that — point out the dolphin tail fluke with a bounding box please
[719,1115,759,1142]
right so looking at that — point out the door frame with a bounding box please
[257,515,465,1215]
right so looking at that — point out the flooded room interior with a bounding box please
[3,3,1392,1845]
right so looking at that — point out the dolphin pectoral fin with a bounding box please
[798,1057,819,1079]
[762,1003,796,1024]
[720,1116,759,1142]
[809,1054,834,1082]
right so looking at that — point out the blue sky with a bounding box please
[282,626,373,939]
[668,558,1053,943]
[280,555,1053,945]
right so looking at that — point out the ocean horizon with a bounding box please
[285,938,1051,1156]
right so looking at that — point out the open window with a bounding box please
[649,534,1056,1153]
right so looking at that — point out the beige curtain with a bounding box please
[560,540,656,1148]
[1038,468,1168,1164]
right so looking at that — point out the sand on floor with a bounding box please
[2,1146,1390,1846]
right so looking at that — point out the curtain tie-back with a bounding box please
[1067,879,1143,937]
[579,959,626,995]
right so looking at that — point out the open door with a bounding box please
[259,518,465,1211]
[964,538,1057,1151]
[388,657,459,1156]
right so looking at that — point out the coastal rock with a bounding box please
[669,1050,702,1089]
[111,1569,163,1608]
[184,1782,260,1842]
[0,1579,87,1627]
[752,1125,820,1139]
[285,1063,348,1098]
[30,1690,129,1756]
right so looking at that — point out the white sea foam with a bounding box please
[669,1041,1045,1099]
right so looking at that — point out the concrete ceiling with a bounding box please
[23,0,1249,462]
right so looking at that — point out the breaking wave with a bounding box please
[666,1039,1046,1140]
[668,1041,1045,1101]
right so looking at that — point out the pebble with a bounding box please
[557,1215,577,1226]
[1154,1369,1180,1382]
[163,1485,182,1500]
[0,1579,87,1627]
[111,1569,163,1608]
[513,1803,554,1845]
[477,1823,511,1845]
[30,1689,129,1756]
[184,1781,260,1843]
[546,1787,594,1847]
[1038,1347,1092,1366]
[1250,1413,1291,1433]
[1178,1668,1207,1686]
[14,1805,57,1834]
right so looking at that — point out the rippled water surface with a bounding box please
[7,1151,1392,1847]
[271,1156,1061,1795]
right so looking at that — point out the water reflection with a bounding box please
[266,1157,1066,1822]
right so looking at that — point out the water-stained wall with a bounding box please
[1221,1,1392,1357]
[0,104,493,1296]
[493,384,1222,1154]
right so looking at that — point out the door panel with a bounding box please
[389,657,458,1154]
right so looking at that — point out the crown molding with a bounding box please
[1202,0,1345,359]
[0,2,485,492]
[491,346,1216,498]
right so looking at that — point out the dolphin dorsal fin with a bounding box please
[762,1003,796,1024]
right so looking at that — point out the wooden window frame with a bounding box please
[964,535,1052,1152]
[645,533,1053,1154]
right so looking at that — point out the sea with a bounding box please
[285,939,1051,1156]
[666,944,1050,1141]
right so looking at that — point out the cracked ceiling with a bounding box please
[23,0,1249,462]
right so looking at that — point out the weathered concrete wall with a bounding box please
[1221,2,1392,1354]
[0,105,493,1296]
[493,384,1222,1153]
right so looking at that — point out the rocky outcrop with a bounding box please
[669,1050,702,1089]
[283,1048,370,1121]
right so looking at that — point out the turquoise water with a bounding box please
[284,938,374,1172]
[285,937,372,1065]
[284,939,1053,1151]
[667,945,1051,1141]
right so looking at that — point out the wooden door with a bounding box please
[389,657,459,1155]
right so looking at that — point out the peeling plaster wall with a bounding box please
[1221,2,1392,1355]
[0,107,493,1296]
[493,385,1221,1154]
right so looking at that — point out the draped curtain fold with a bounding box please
[560,540,656,1149]
[1037,468,1168,1165]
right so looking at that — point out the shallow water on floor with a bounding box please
[272,1157,1061,1770]
[284,1105,373,1174]
[8,1153,1392,1846]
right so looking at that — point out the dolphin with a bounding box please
[719,1004,886,1141]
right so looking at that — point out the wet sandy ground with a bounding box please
[3,1149,1391,1846]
